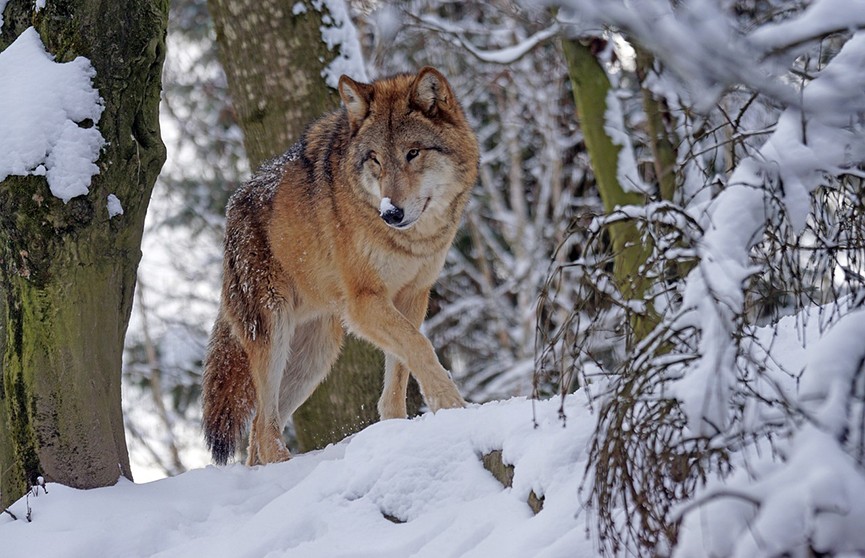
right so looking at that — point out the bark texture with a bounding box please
[635,48,678,204]
[208,0,339,169]
[562,38,658,344]
[208,0,405,452]
[0,0,168,506]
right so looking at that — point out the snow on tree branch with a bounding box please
[750,0,865,55]
[676,309,865,557]
[553,0,828,109]
[673,31,865,436]
[414,14,560,64]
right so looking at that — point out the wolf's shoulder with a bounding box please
[225,147,299,216]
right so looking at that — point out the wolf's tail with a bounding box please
[202,316,255,465]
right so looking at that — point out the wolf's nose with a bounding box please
[381,206,404,226]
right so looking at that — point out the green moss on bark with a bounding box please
[562,38,658,344]
[0,0,168,507]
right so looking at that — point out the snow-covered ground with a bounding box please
[6,301,863,557]
[1,395,597,558]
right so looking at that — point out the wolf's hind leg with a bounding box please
[247,309,295,465]
[277,315,345,426]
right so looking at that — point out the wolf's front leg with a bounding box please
[378,286,427,419]
[379,354,409,419]
[415,366,467,413]
[382,338,465,414]
[347,289,465,417]
[405,342,466,414]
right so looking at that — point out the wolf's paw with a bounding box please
[261,444,292,464]
[426,388,467,412]
[378,397,408,420]
[254,432,292,465]
[271,447,293,463]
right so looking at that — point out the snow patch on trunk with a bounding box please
[0,27,104,202]
[107,194,124,218]
[315,0,368,87]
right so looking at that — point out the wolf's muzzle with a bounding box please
[381,206,405,226]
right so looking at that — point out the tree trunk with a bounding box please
[208,0,339,167]
[0,0,167,507]
[635,48,678,204]
[208,0,400,452]
[561,38,658,345]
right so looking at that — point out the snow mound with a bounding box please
[1,395,597,558]
[0,27,104,202]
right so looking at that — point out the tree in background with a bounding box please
[121,0,244,478]
[560,38,666,345]
[536,1,865,554]
[0,0,167,505]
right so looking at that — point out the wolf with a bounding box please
[201,67,480,465]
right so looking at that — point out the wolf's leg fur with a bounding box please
[380,354,409,419]
[277,315,344,426]
[379,287,430,419]
[346,289,465,414]
[246,308,294,465]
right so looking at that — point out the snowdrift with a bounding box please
[1,396,597,558]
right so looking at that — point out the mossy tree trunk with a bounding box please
[209,0,408,452]
[0,0,168,507]
[635,48,679,204]
[562,38,658,345]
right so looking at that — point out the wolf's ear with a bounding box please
[339,75,374,132]
[410,67,455,118]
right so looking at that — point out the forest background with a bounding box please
[2,0,864,556]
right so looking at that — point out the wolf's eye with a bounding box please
[406,148,420,162]
[367,152,380,166]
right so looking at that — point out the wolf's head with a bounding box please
[338,67,479,232]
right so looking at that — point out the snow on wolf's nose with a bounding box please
[379,197,396,215]
[379,197,404,226]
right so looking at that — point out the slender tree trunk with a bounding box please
[208,0,401,452]
[635,49,678,203]
[0,0,168,507]
[561,38,657,344]
[136,281,185,475]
